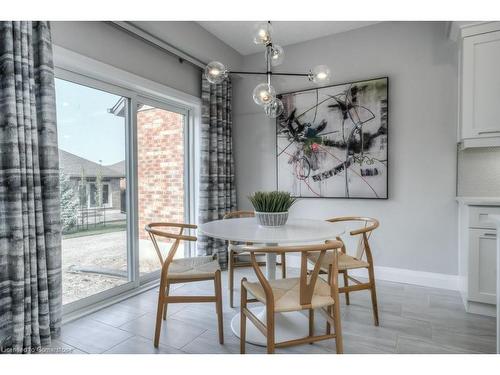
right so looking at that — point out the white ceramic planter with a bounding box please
[254,211,289,227]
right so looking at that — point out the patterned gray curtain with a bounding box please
[197,75,236,269]
[0,22,61,353]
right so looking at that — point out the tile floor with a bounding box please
[54,268,496,354]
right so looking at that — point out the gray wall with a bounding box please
[51,21,242,98]
[232,22,459,275]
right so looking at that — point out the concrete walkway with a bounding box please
[62,231,183,304]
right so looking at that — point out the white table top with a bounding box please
[198,217,344,244]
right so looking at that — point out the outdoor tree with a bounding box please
[79,167,87,227]
[96,162,103,208]
[59,171,79,233]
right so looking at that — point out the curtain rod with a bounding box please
[108,21,207,71]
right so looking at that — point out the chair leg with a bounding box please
[332,301,343,354]
[154,274,167,347]
[281,253,286,278]
[343,271,350,305]
[162,282,170,320]
[266,308,275,354]
[326,267,332,334]
[229,250,235,308]
[326,305,331,335]
[214,270,224,344]
[240,278,247,354]
[368,265,379,326]
[308,308,314,340]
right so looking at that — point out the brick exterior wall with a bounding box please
[137,107,184,240]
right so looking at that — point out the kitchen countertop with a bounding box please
[456,196,500,206]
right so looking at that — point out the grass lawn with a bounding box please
[63,220,127,239]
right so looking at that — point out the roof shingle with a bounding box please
[59,149,125,178]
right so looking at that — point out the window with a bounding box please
[86,182,110,208]
[102,184,110,206]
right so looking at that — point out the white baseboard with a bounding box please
[465,300,496,317]
[348,266,459,291]
[286,255,459,291]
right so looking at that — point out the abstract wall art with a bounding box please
[276,77,388,199]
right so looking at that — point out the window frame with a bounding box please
[54,46,201,319]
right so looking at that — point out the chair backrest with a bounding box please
[240,241,343,309]
[144,222,197,273]
[223,210,255,219]
[326,216,379,261]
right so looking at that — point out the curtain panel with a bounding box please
[197,76,236,269]
[0,21,61,353]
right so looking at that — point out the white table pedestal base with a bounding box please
[230,307,309,347]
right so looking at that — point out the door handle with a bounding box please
[478,130,500,135]
[483,232,496,238]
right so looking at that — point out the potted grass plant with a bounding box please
[248,191,297,227]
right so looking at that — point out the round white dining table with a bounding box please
[198,217,345,346]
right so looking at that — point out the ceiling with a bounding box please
[197,21,379,55]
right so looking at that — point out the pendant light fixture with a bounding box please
[204,21,331,118]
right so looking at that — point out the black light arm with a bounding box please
[229,71,310,77]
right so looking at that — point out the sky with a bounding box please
[55,78,126,166]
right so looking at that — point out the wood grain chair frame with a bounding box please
[310,217,380,326]
[145,222,224,347]
[223,210,287,308]
[239,241,344,354]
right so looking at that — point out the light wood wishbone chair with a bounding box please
[240,241,344,354]
[224,210,286,308]
[308,216,380,326]
[145,222,224,347]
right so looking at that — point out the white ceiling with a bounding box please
[197,21,379,55]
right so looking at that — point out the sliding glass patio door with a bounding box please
[55,66,197,314]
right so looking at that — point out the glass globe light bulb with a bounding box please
[266,44,284,66]
[309,65,331,85]
[204,61,228,84]
[253,22,273,45]
[252,83,276,106]
[264,98,284,118]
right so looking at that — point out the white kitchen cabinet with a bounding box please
[468,228,497,304]
[455,22,500,148]
[457,198,498,316]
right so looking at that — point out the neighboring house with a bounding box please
[59,149,126,211]
[109,98,185,240]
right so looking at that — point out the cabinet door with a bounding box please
[468,229,497,304]
[462,30,500,139]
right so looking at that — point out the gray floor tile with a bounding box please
[342,290,403,316]
[104,335,184,354]
[87,303,149,327]
[60,318,133,353]
[181,329,259,354]
[119,312,207,349]
[402,303,496,338]
[41,339,87,354]
[169,304,234,334]
[343,307,432,340]
[431,325,496,354]
[428,293,464,310]
[396,336,475,354]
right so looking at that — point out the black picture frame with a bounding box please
[275,76,389,200]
